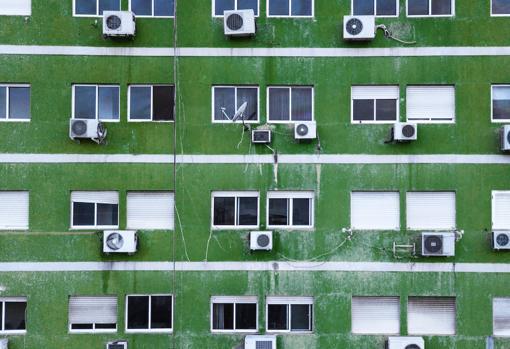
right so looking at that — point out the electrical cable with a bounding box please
[376,24,416,45]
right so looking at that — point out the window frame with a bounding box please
[350,85,400,124]
[72,84,120,122]
[266,86,315,123]
[491,0,510,16]
[266,0,315,18]
[129,0,175,18]
[126,191,175,230]
[211,85,260,124]
[407,296,456,336]
[0,191,29,231]
[0,297,27,335]
[406,0,455,17]
[265,296,314,333]
[351,296,400,335]
[491,84,510,122]
[125,294,173,333]
[70,191,119,230]
[211,191,260,230]
[351,0,399,17]
[491,190,510,230]
[72,0,122,17]
[210,296,258,333]
[406,84,456,124]
[405,191,456,231]
[0,84,31,122]
[212,0,260,17]
[68,295,118,334]
[266,191,315,230]
[128,84,175,122]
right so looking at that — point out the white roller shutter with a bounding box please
[69,296,117,325]
[493,298,510,336]
[407,86,455,122]
[266,191,314,199]
[351,297,400,334]
[406,192,456,230]
[211,296,258,304]
[0,0,31,15]
[351,86,399,99]
[127,192,174,229]
[492,191,510,230]
[0,191,29,230]
[408,297,456,335]
[266,296,314,305]
[71,191,118,204]
[350,192,400,230]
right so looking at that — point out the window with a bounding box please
[268,86,313,122]
[71,191,119,229]
[213,0,259,16]
[406,192,456,230]
[492,85,510,121]
[0,191,29,230]
[127,192,174,230]
[74,0,121,16]
[352,0,398,16]
[0,85,31,121]
[492,0,510,15]
[0,0,30,16]
[69,296,117,333]
[129,85,174,121]
[406,85,455,123]
[407,0,454,16]
[0,298,27,334]
[492,191,510,230]
[351,297,400,335]
[494,298,510,336]
[350,192,400,230]
[72,85,119,121]
[211,296,257,332]
[212,192,259,229]
[126,295,173,332]
[351,86,399,123]
[267,0,313,17]
[212,86,259,123]
[267,191,314,229]
[130,0,175,17]
[407,297,456,335]
[266,297,313,333]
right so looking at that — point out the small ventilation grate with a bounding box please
[255,341,273,349]
[253,131,270,143]
[346,18,363,35]
[496,233,510,247]
[226,13,244,31]
[71,120,88,136]
[402,125,415,138]
[106,15,122,30]
[424,235,443,253]
[296,124,309,136]
[257,234,270,247]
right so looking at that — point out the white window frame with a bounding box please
[351,85,399,124]
[267,86,315,123]
[350,191,401,231]
[267,0,315,18]
[491,84,510,122]
[351,0,399,17]
[70,191,119,230]
[72,84,120,122]
[72,0,122,17]
[406,0,455,17]
[68,296,118,334]
[125,294,173,333]
[406,191,456,231]
[492,191,510,230]
[0,191,29,230]
[212,86,260,124]
[128,85,175,122]
[266,296,314,333]
[406,85,456,124]
[211,191,260,229]
[491,0,510,16]
[0,297,27,335]
[266,191,314,229]
[127,191,175,230]
[210,296,258,333]
[129,0,175,17]
[0,84,31,122]
[212,0,260,17]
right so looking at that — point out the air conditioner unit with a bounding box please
[392,123,418,142]
[69,119,106,141]
[103,231,138,254]
[103,11,136,38]
[245,335,276,349]
[250,231,273,251]
[500,125,510,151]
[493,231,510,250]
[294,121,317,140]
[252,129,272,144]
[343,16,376,40]
[421,232,455,257]
[387,336,425,349]
[0,339,7,349]
[106,341,127,349]
[224,9,256,37]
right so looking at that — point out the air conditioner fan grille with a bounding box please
[346,18,363,35]
[106,15,122,30]
[226,13,244,31]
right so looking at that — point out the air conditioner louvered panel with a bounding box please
[352,297,400,334]
[0,191,29,230]
[408,297,456,335]
[407,192,456,230]
[255,341,273,349]
[69,296,117,324]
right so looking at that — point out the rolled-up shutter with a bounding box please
[350,192,400,230]
[351,297,400,334]
[408,297,456,335]
[351,85,399,101]
[71,191,118,204]
[0,191,29,230]
[406,192,456,230]
[493,298,510,336]
[492,191,510,230]
[407,86,455,122]
[69,296,117,325]
[0,0,31,16]
[127,192,174,229]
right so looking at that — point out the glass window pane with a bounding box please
[153,86,174,121]
[269,88,290,121]
[269,198,289,226]
[215,0,235,15]
[291,304,311,331]
[212,303,234,330]
[75,0,97,15]
[213,197,236,226]
[236,303,257,330]
[353,0,375,15]
[73,202,95,226]
[377,0,397,15]
[9,87,30,120]
[238,197,258,226]
[132,0,152,15]
[238,0,258,15]
[0,87,6,119]
[431,0,451,14]
[130,87,151,120]
[214,87,235,121]
[268,304,288,330]
[97,203,118,226]
[269,0,289,15]
[155,0,175,16]
[74,86,96,119]
[72,323,94,330]
[127,296,149,329]
[493,86,510,119]
[0,303,2,330]
[292,198,310,226]
[5,302,26,331]
[98,86,119,120]
[353,99,374,121]
[291,0,312,15]
[375,99,397,121]
[291,88,312,121]
[237,88,258,121]
[151,296,172,329]
[96,323,116,329]
[493,0,510,14]
[99,0,120,14]
[408,0,429,15]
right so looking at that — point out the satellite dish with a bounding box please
[232,102,248,122]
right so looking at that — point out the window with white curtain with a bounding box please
[0,0,31,16]
[268,86,314,122]
[406,85,455,123]
[406,192,456,230]
[211,296,258,332]
[69,296,117,333]
[127,192,174,230]
[493,298,510,336]
[0,191,29,230]
[350,192,400,230]
[407,297,456,335]
[351,296,400,334]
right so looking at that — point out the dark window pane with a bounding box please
[291,88,312,121]
[127,296,149,329]
[353,0,374,15]
[377,0,397,15]
[130,87,151,120]
[269,198,289,226]
[212,303,234,330]
[268,304,288,330]
[5,302,26,331]
[98,87,119,120]
[213,197,236,226]
[408,0,429,15]
[238,197,258,226]
[97,203,118,226]
[292,198,310,226]
[237,88,258,121]
[96,323,116,329]
[353,99,374,121]
[238,0,258,15]
[151,296,172,329]
[235,303,257,330]
[431,0,451,14]
[215,0,235,15]
[75,0,96,15]
[74,86,96,119]
[375,99,397,121]
[291,304,311,331]
[71,323,93,329]
[214,87,235,121]
[0,303,2,329]
[291,0,312,15]
[269,88,290,121]
[269,0,289,15]
[9,87,30,120]
[132,0,152,15]
[0,87,6,119]
[493,0,510,14]
[153,86,174,121]
[493,100,510,119]
[99,0,120,14]
[73,202,95,226]
[155,0,175,16]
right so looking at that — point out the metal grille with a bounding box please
[255,341,273,349]
[226,13,244,31]
[106,15,122,30]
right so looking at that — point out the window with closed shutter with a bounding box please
[406,86,455,123]
[406,192,456,230]
[408,297,456,335]
[492,191,510,230]
[0,191,29,230]
[350,192,400,230]
[69,296,117,332]
[351,296,400,334]
[493,298,510,336]
[0,0,31,16]
[127,192,174,230]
